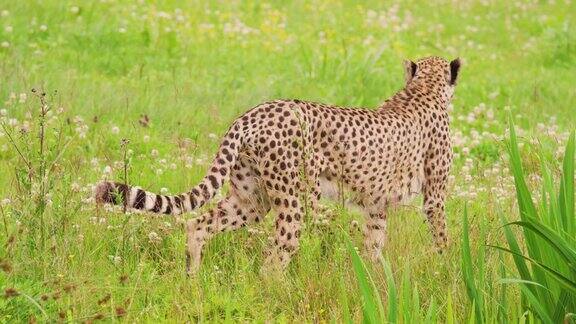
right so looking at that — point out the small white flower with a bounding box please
[108,255,122,264]
[70,6,80,14]
[148,231,161,243]
[150,149,159,157]
[39,24,48,32]
[1,41,9,48]
[103,165,112,175]
[4,25,12,33]
[160,187,168,194]
[71,182,81,192]
[208,133,218,140]
[143,135,150,142]
[1,198,11,206]
[0,109,7,116]
[111,126,120,134]
[1,10,9,17]
[118,27,126,33]
[19,93,27,103]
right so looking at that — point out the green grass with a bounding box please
[0,0,575,322]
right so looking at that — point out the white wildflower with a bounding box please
[148,231,161,244]
[71,182,81,192]
[108,255,122,264]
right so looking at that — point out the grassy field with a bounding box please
[0,0,575,322]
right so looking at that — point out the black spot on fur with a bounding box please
[134,189,146,209]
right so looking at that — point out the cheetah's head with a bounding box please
[403,56,461,100]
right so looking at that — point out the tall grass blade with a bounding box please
[383,260,398,323]
[339,278,353,324]
[399,265,412,323]
[446,292,454,324]
[506,117,554,311]
[558,131,575,234]
[490,245,576,294]
[346,239,384,324]
[461,205,483,323]
[424,297,437,324]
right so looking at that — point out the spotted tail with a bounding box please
[94,124,242,215]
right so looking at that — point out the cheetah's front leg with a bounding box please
[423,178,449,252]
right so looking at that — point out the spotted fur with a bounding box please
[95,56,461,273]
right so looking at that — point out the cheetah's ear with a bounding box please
[403,59,418,84]
[449,58,461,85]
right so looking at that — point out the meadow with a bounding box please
[0,0,575,322]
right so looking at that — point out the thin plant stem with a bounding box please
[0,203,8,239]
[121,139,130,214]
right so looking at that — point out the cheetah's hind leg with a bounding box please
[362,210,388,262]
[185,158,270,275]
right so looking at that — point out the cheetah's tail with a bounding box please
[94,122,243,215]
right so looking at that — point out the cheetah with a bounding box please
[95,56,461,274]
